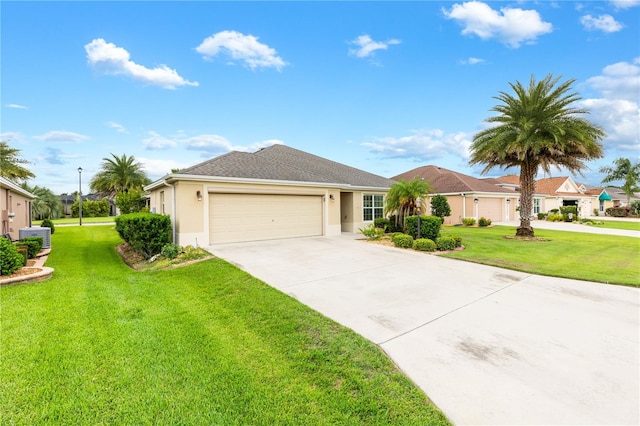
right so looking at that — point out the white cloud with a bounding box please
[443,1,553,48]
[460,57,485,65]
[195,30,287,71]
[362,129,472,162]
[581,14,624,33]
[106,121,129,134]
[6,104,28,110]
[584,58,640,101]
[609,0,640,10]
[348,34,401,58]
[0,131,24,142]
[85,38,199,89]
[143,131,178,150]
[581,58,640,152]
[34,130,89,143]
[137,157,190,179]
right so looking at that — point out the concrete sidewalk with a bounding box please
[210,236,640,425]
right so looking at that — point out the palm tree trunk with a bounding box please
[517,162,536,237]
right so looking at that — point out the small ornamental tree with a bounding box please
[430,195,451,221]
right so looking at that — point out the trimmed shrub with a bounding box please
[116,189,148,214]
[436,236,457,251]
[450,235,463,248]
[461,217,476,226]
[115,213,172,259]
[72,198,111,218]
[392,233,414,249]
[413,238,436,252]
[404,215,441,241]
[373,217,390,230]
[430,195,451,220]
[359,224,385,240]
[40,218,55,234]
[0,237,24,276]
[605,207,631,217]
[560,206,578,222]
[478,217,492,227]
[19,236,43,258]
[161,243,182,259]
[537,212,548,220]
[547,213,564,222]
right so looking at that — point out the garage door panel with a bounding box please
[210,194,323,244]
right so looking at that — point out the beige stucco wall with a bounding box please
[1,186,33,240]
[148,179,366,246]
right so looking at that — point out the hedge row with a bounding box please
[115,213,172,259]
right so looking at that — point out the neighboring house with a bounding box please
[601,186,640,209]
[1,176,35,240]
[392,166,518,225]
[533,176,598,218]
[144,145,394,245]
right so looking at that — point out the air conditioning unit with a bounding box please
[19,226,51,249]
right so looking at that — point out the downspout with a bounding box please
[162,180,177,243]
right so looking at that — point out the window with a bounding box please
[363,194,384,221]
[160,191,165,214]
[533,198,541,214]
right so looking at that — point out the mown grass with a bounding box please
[1,226,449,425]
[583,219,640,231]
[440,225,640,287]
[33,217,115,225]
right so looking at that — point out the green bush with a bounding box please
[592,208,599,217]
[461,217,476,226]
[115,213,172,259]
[560,206,578,222]
[392,233,414,248]
[430,195,451,219]
[547,213,564,222]
[373,217,390,231]
[605,207,631,217]
[116,189,148,214]
[40,218,55,234]
[549,208,559,214]
[404,215,441,241]
[387,215,403,233]
[450,235,463,248]
[537,212,548,220]
[436,236,457,251]
[0,237,24,276]
[19,237,43,258]
[359,224,384,240]
[161,243,182,259]
[72,198,111,218]
[413,238,436,252]
[478,217,492,227]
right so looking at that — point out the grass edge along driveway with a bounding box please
[0,226,450,425]
[439,225,639,287]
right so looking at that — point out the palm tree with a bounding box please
[384,177,433,230]
[90,153,151,198]
[600,158,640,207]
[0,141,35,182]
[470,74,605,237]
[22,184,63,220]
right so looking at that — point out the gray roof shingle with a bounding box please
[178,144,394,189]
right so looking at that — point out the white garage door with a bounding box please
[209,193,323,244]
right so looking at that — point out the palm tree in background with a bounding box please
[600,158,640,207]
[0,141,35,182]
[21,183,63,220]
[470,74,605,237]
[90,153,151,198]
[384,177,433,230]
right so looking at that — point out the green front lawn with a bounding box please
[1,226,449,425]
[582,219,640,231]
[440,225,639,287]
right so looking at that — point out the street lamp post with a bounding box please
[78,167,83,226]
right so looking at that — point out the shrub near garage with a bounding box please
[115,213,172,259]
[0,237,24,275]
[405,215,441,241]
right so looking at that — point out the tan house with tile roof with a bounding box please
[393,166,519,225]
[532,176,599,217]
[144,145,394,245]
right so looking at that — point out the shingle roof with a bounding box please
[392,165,516,194]
[178,144,394,188]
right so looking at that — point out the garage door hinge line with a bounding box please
[377,277,530,345]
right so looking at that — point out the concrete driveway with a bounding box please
[209,236,639,425]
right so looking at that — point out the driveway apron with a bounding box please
[209,236,640,425]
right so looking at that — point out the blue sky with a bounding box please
[2,1,639,195]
